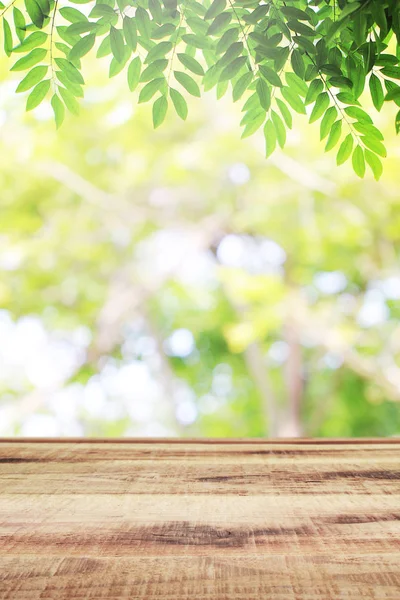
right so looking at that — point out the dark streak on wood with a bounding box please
[0,458,40,463]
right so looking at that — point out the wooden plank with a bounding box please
[0,440,399,599]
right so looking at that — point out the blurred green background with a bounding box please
[1,49,400,438]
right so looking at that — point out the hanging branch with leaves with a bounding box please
[1,0,400,179]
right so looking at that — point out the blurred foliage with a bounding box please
[0,45,399,438]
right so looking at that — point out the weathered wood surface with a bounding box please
[0,438,399,599]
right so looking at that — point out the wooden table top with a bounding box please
[0,438,399,599]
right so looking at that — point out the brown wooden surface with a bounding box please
[0,439,399,599]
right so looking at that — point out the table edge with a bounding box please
[0,437,399,444]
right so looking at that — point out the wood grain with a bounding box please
[0,439,399,599]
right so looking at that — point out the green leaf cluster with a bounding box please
[1,0,400,178]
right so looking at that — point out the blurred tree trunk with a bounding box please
[279,320,304,438]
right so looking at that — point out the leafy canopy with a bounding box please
[1,0,400,179]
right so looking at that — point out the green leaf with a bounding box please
[123,17,137,51]
[55,42,71,56]
[285,72,307,97]
[170,87,188,120]
[109,45,130,77]
[57,25,80,46]
[204,0,225,21]
[320,105,337,140]
[182,34,211,50]
[57,25,80,47]
[325,119,342,151]
[264,119,276,158]
[51,94,65,128]
[3,19,12,57]
[135,7,152,39]
[271,110,286,149]
[216,27,239,54]
[381,66,400,79]
[369,73,384,111]
[13,6,25,27]
[69,33,96,62]
[309,91,329,123]
[127,56,141,92]
[89,3,115,18]
[148,0,162,24]
[36,0,49,15]
[11,48,47,71]
[140,60,167,82]
[287,20,316,37]
[294,35,316,55]
[276,97,292,129]
[162,0,177,9]
[384,87,400,102]
[336,134,353,165]
[365,149,383,180]
[60,7,88,23]
[69,0,96,3]
[174,71,201,97]
[16,65,47,92]
[344,106,373,123]
[145,41,172,63]
[54,58,84,84]
[241,110,265,138]
[281,6,311,21]
[336,92,360,106]
[242,4,269,25]
[207,12,231,36]
[177,53,204,76]
[151,23,175,40]
[384,81,400,107]
[274,45,290,71]
[329,76,353,89]
[375,54,399,67]
[56,71,83,97]
[232,71,253,102]
[281,86,306,114]
[66,22,98,35]
[291,48,305,79]
[352,11,366,48]
[395,110,400,134]
[320,65,342,77]
[256,78,271,111]
[216,79,229,99]
[219,56,247,82]
[109,26,125,62]
[13,7,26,43]
[352,145,365,178]
[59,86,80,115]
[305,78,323,105]
[203,64,221,91]
[13,31,47,53]
[352,121,383,141]
[340,1,361,19]
[138,77,165,103]
[259,65,282,87]
[187,16,208,37]
[24,0,44,28]
[360,136,387,157]
[96,35,111,58]
[241,93,258,114]
[346,55,365,99]
[152,95,167,128]
[26,78,50,111]
[218,41,243,69]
